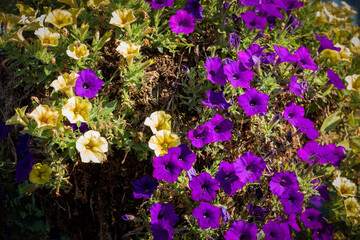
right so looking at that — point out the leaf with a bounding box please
[89,104,101,121]
[320,111,341,132]
[95,31,112,51]
[44,65,52,76]
[345,111,355,127]
[69,147,76,161]
[99,100,117,116]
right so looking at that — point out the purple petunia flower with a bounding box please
[308,180,330,207]
[14,152,35,181]
[204,57,227,86]
[283,102,304,126]
[297,141,323,164]
[150,203,179,226]
[256,3,284,20]
[169,10,196,34]
[327,143,346,168]
[312,220,334,240]
[247,204,269,221]
[238,44,266,68]
[0,121,10,142]
[241,11,267,30]
[188,124,214,148]
[287,15,302,35]
[150,223,174,240]
[234,151,266,183]
[260,52,276,64]
[16,133,30,156]
[288,75,305,98]
[189,172,220,201]
[229,33,241,51]
[184,0,203,20]
[269,171,299,196]
[294,46,317,72]
[219,206,231,224]
[224,61,254,88]
[187,166,197,181]
[146,0,174,9]
[238,88,269,116]
[69,122,88,134]
[75,68,104,98]
[300,208,323,230]
[278,188,304,215]
[276,0,303,15]
[275,213,300,232]
[273,45,297,65]
[262,221,291,240]
[206,114,233,142]
[192,201,220,230]
[315,33,341,53]
[202,91,231,110]
[215,162,245,196]
[297,118,319,140]
[169,144,196,171]
[239,0,260,6]
[326,69,346,90]
[152,151,183,183]
[133,175,159,199]
[224,220,258,240]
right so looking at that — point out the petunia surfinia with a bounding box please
[234,151,266,183]
[295,46,317,71]
[50,72,78,97]
[287,75,305,98]
[238,44,266,68]
[6,106,28,126]
[241,11,267,30]
[14,152,35,181]
[75,68,104,99]
[188,125,213,148]
[345,74,360,92]
[169,144,196,171]
[152,149,183,183]
[169,10,196,34]
[219,206,231,224]
[204,57,227,86]
[269,171,299,196]
[146,0,174,9]
[45,9,73,28]
[76,130,108,163]
[273,45,297,65]
[278,189,304,215]
[262,221,291,240]
[28,105,59,129]
[133,175,158,199]
[150,203,179,226]
[332,176,357,197]
[150,223,174,240]
[62,96,92,124]
[0,121,10,142]
[189,172,220,201]
[205,114,233,142]
[66,41,89,60]
[299,208,323,230]
[144,111,171,134]
[223,61,254,88]
[184,0,203,20]
[315,33,341,53]
[237,88,269,116]
[283,103,305,124]
[224,220,258,240]
[326,69,346,90]
[149,130,180,156]
[115,41,140,65]
[192,201,220,230]
[29,163,52,185]
[109,8,136,31]
[34,27,60,47]
[297,118,319,140]
[202,91,231,110]
[16,133,30,156]
[216,162,245,196]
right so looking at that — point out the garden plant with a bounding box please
[0,0,360,239]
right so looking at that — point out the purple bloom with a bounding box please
[237,88,269,116]
[229,33,241,51]
[288,75,305,98]
[192,201,220,229]
[326,69,346,90]
[169,10,196,34]
[75,68,104,98]
[188,124,214,148]
[152,152,183,183]
[204,57,227,86]
[121,214,135,221]
[241,11,267,30]
[219,206,231,224]
[0,121,10,142]
[133,175,159,199]
[224,61,254,88]
[283,102,304,126]
[239,0,260,6]
[206,114,233,142]
[202,91,231,110]
[276,213,300,232]
[234,151,266,183]
[297,118,319,140]
[300,208,323,230]
[187,166,197,181]
[150,203,179,226]
[150,223,174,240]
[146,0,174,9]
[294,46,317,72]
[256,3,284,19]
[238,44,266,68]
[273,45,297,65]
[224,220,258,240]
[262,221,291,240]
[16,133,30,155]
[14,152,35,181]
[276,0,303,15]
[287,15,302,35]
[312,220,334,240]
[260,52,276,64]
[278,188,304,215]
[247,204,269,221]
[215,162,245,196]
[70,122,88,134]
[169,144,196,171]
[189,172,220,201]
[269,171,299,196]
[315,33,341,53]
[327,143,345,168]
[184,0,203,20]
[297,141,322,164]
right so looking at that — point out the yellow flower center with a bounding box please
[43,37,50,44]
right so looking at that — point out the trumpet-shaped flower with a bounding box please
[146,0,174,9]
[116,41,141,64]
[150,223,174,240]
[322,44,353,64]
[237,88,269,116]
[66,41,89,60]
[144,111,171,134]
[185,0,203,20]
[269,171,299,196]
[28,105,59,129]
[188,125,213,148]
[133,175,158,199]
[224,220,258,240]
[278,189,304,215]
[50,72,79,97]
[45,9,73,28]
[204,57,227,86]
[241,11,267,30]
[299,208,323,230]
[273,45,297,65]
[6,106,28,126]
[0,121,10,142]
[202,91,231,110]
[150,203,179,226]
[224,61,254,88]
[76,130,108,163]
[192,201,220,230]
[29,163,52,184]
[294,46,317,71]
[332,176,357,197]
[62,96,92,124]
[234,151,266,183]
[350,37,360,54]
[315,33,341,53]
[326,69,346,90]
[87,0,110,8]
[34,27,60,47]
[152,150,183,183]
[189,172,220,201]
[215,162,245,196]
[345,74,360,92]
[75,68,104,98]
[148,130,180,156]
[262,221,291,240]
[344,197,360,218]
[109,9,136,29]
[169,10,196,34]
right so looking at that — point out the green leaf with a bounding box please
[44,65,52,76]
[99,100,117,116]
[89,104,101,121]
[320,111,341,132]
[94,31,112,51]
[345,111,356,127]
[69,147,76,161]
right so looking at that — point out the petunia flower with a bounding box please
[224,220,258,240]
[286,15,302,35]
[75,68,104,99]
[326,69,346,90]
[184,0,203,20]
[66,41,89,60]
[350,37,360,54]
[87,0,110,8]
[69,122,88,134]
[223,61,254,88]
[116,41,141,65]
[34,27,60,47]
[239,0,260,6]
[275,213,300,232]
[146,0,174,9]
[262,221,291,240]
[260,52,276,64]
[16,134,30,156]
[28,105,59,129]
[204,57,227,86]
[283,102,304,126]
[45,9,73,29]
[241,11,267,30]
[255,3,284,20]
[6,106,28,126]
[0,121,10,142]
[294,46,317,71]
[315,33,341,53]
[238,44,266,68]
[278,189,304,215]
[150,223,174,240]
[345,74,360,92]
[206,114,233,142]
[299,208,323,230]
[332,176,357,197]
[149,130,180,156]
[187,166,197,181]
[344,197,360,218]
[109,8,136,30]
[169,144,196,171]
[269,171,299,196]
[247,204,269,222]
[287,75,305,98]
[202,91,231,110]
[297,141,332,165]
[297,118,319,140]
[322,43,353,64]
[276,0,303,15]
[215,162,245,196]
[144,111,171,134]
[133,175,159,199]
[75,130,108,163]
[62,96,92,124]
[189,172,220,201]
[229,33,240,51]
[273,45,297,65]
[14,152,35,181]
[328,143,346,168]
[192,201,221,230]
[50,72,78,97]
[152,149,183,183]
[312,220,334,240]
[150,203,179,226]
[237,88,269,116]
[234,151,266,183]
[169,10,196,34]
[188,125,214,148]
[29,163,52,184]
[219,206,231,224]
